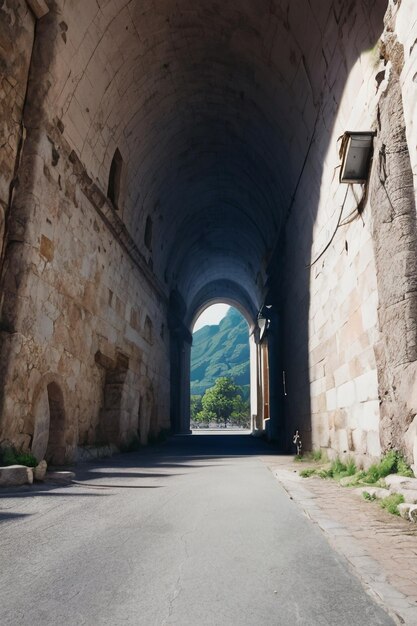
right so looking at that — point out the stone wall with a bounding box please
[279,2,386,466]
[280,0,417,471]
[0,0,34,274]
[0,2,170,462]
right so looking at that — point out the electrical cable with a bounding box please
[306,185,349,268]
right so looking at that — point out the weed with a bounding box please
[300,468,316,478]
[379,493,404,515]
[311,450,324,462]
[362,491,376,501]
[326,457,358,480]
[317,468,333,479]
[396,456,414,478]
[345,458,357,476]
[362,451,414,484]
[0,447,38,467]
[294,450,326,463]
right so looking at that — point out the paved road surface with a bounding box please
[0,434,394,625]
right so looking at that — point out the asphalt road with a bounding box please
[0,434,394,626]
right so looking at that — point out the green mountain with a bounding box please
[191,308,250,398]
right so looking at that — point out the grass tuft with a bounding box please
[362,451,414,484]
[299,468,316,478]
[379,493,404,515]
[362,491,377,501]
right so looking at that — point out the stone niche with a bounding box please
[31,378,75,465]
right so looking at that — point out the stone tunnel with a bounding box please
[1,0,417,471]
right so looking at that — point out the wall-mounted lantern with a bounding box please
[339,131,376,184]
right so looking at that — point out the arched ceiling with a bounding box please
[48,0,387,318]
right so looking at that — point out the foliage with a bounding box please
[362,491,377,501]
[300,457,357,481]
[192,376,250,427]
[379,493,404,516]
[295,450,326,463]
[300,468,316,478]
[312,450,325,462]
[362,451,413,484]
[190,395,203,420]
[299,449,414,496]
[0,447,38,467]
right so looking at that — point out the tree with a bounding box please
[200,376,247,428]
[190,395,202,420]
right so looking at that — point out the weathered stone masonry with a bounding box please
[0,0,170,462]
[1,0,417,473]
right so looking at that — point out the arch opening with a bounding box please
[190,304,252,432]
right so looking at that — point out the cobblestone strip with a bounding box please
[272,467,417,626]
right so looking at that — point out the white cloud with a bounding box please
[193,304,230,332]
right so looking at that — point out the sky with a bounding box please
[193,303,230,332]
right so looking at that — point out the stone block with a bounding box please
[337,380,355,408]
[33,460,47,481]
[354,486,390,499]
[409,505,417,523]
[398,503,412,519]
[366,430,381,458]
[334,363,350,387]
[357,401,380,432]
[362,292,379,332]
[326,388,337,411]
[385,474,417,491]
[397,489,417,504]
[337,428,349,454]
[351,428,367,454]
[0,465,33,487]
[354,370,378,403]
